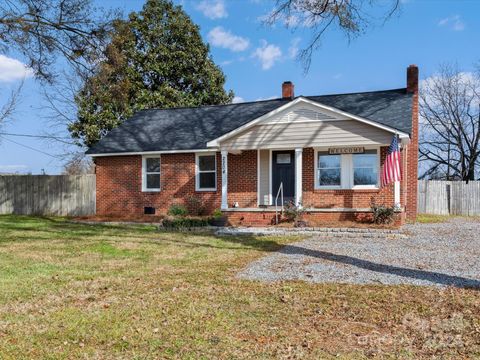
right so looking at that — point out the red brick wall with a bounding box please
[96,148,398,218]
[302,147,395,209]
[96,153,222,216]
[227,150,257,208]
[223,211,404,227]
[96,138,414,222]
[95,151,258,216]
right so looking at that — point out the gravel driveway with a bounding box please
[238,218,480,288]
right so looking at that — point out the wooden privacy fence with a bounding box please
[418,180,480,216]
[0,175,95,216]
[1,176,478,217]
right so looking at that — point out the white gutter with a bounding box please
[86,148,218,157]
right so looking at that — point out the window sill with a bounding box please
[313,188,380,192]
[315,186,342,190]
[142,189,161,193]
[195,189,217,193]
[352,186,379,190]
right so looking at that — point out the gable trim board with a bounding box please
[207,97,410,148]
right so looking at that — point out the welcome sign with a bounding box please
[328,147,365,155]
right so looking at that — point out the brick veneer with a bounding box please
[95,151,258,216]
[302,147,395,209]
[96,153,221,216]
[227,150,257,208]
[223,211,404,227]
[96,147,402,223]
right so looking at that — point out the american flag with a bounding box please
[381,135,401,187]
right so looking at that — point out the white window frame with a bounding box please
[142,155,161,192]
[351,150,380,190]
[314,147,380,190]
[195,152,217,191]
[314,151,343,189]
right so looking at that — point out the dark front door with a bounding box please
[272,151,295,203]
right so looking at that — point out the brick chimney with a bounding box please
[407,64,419,94]
[405,64,419,222]
[282,81,294,99]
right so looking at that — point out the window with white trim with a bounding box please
[353,150,378,187]
[142,156,161,191]
[196,153,217,191]
[315,149,379,189]
[317,153,341,187]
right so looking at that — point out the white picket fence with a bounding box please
[418,180,480,216]
[0,175,96,216]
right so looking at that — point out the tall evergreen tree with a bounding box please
[70,0,233,147]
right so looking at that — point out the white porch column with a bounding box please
[295,148,303,207]
[221,150,228,210]
[394,181,400,210]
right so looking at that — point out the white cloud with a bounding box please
[196,0,227,19]
[438,15,465,31]
[252,40,282,70]
[288,37,301,59]
[283,15,299,27]
[232,96,245,103]
[207,27,249,52]
[333,73,343,80]
[256,95,277,101]
[0,55,33,82]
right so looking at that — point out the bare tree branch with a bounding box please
[265,0,400,72]
[0,79,24,128]
[419,63,480,181]
[0,0,117,82]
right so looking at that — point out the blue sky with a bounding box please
[1,0,479,174]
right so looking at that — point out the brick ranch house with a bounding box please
[87,65,419,226]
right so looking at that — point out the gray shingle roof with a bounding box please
[86,88,413,155]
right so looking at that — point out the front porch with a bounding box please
[220,148,304,210]
[207,95,409,226]
[221,206,405,227]
[219,147,405,227]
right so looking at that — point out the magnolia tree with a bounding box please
[70,0,233,148]
[419,64,480,181]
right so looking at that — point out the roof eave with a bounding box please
[86,147,217,157]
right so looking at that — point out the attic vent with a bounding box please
[288,108,336,122]
[144,206,156,215]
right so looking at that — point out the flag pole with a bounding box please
[394,131,401,210]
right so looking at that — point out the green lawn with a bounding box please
[0,215,478,359]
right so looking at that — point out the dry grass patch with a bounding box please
[416,213,480,223]
[0,215,478,359]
